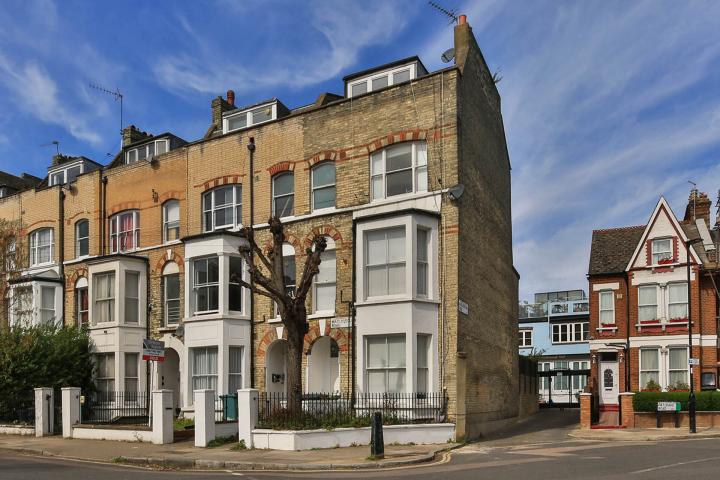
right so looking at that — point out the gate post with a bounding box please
[61,387,81,438]
[34,387,53,437]
[152,390,173,445]
[579,393,592,429]
[194,389,215,447]
[619,392,635,428]
[238,389,258,449]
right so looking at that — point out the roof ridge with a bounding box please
[593,225,646,233]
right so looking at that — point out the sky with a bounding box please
[0,0,719,302]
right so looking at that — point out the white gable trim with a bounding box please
[625,196,700,271]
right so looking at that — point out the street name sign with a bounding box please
[657,401,681,412]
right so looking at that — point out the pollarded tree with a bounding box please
[234,217,326,409]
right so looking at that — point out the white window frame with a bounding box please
[163,200,180,243]
[202,185,242,232]
[667,282,688,320]
[76,284,88,327]
[416,228,429,298]
[652,238,673,264]
[228,346,243,392]
[125,139,169,164]
[364,226,406,299]
[76,219,89,258]
[109,211,140,253]
[95,353,115,394]
[551,322,588,344]
[347,63,418,98]
[599,290,615,324]
[639,348,660,389]
[364,334,406,394]
[311,162,336,211]
[48,162,84,187]
[29,228,54,266]
[124,271,140,324]
[163,273,181,326]
[668,346,689,388]
[39,286,56,324]
[223,102,277,134]
[191,346,218,395]
[93,271,115,325]
[554,361,569,391]
[193,256,219,314]
[124,352,139,392]
[370,142,428,201]
[228,256,243,313]
[312,239,336,316]
[416,334,431,393]
[272,172,294,218]
[519,329,532,347]
[638,285,659,322]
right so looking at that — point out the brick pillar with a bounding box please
[580,393,592,429]
[619,392,635,428]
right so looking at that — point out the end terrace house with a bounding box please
[588,190,720,418]
[0,17,518,440]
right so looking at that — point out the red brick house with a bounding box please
[588,191,718,419]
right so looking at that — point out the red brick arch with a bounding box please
[307,150,337,167]
[268,161,295,175]
[154,251,185,273]
[304,323,349,354]
[66,268,88,288]
[303,225,344,249]
[366,129,428,155]
[256,327,288,360]
[263,233,303,255]
[107,202,143,216]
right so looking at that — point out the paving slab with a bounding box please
[569,427,720,441]
[0,434,455,471]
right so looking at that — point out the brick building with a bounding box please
[588,191,719,422]
[0,17,518,440]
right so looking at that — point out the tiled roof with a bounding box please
[588,226,645,275]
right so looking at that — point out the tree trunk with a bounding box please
[284,312,305,413]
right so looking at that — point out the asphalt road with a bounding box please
[4,410,720,479]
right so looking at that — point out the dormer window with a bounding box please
[345,58,427,98]
[49,164,83,186]
[125,139,169,164]
[652,238,673,264]
[223,101,277,134]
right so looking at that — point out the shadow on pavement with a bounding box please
[478,408,580,445]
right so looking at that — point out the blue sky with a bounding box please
[1,0,719,301]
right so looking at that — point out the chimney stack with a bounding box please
[684,189,712,225]
[458,14,467,25]
[226,90,235,107]
[122,125,152,147]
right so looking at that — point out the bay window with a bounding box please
[124,353,139,392]
[668,347,689,388]
[93,272,115,324]
[370,142,427,200]
[416,335,430,392]
[416,228,429,297]
[202,185,241,232]
[13,287,32,325]
[639,349,659,389]
[163,200,180,242]
[652,238,673,264]
[365,227,406,298]
[191,347,218,393]
[29,228,54,266]
[124,271,139,324]
[365,335,406,393]
[668,283,688,319]
[272,172,294,218]
[193,257,219,313]
[109,211,139,253]
[40,286,55,324]
[228,256,243,312]
[311,163,336,211]
[229,346,243,392]
[95,353,115,394]
[638,285,658,321]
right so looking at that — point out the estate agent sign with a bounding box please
[142,338,165,362]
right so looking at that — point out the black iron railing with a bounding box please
[81,391,149,425]
[0,398,35,425]
[257,391,448,430]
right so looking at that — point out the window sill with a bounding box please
[356,296,439,307]
[268,317,282,324]
[308,311,336,320]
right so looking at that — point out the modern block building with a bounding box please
[0,17,518,440]
[519,290,590,405]
[588,191,719,421]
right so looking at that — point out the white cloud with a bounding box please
[153,1,410,95]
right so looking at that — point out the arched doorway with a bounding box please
[307,337,340,393]
[265,340,288,395]
[160,347,181,413]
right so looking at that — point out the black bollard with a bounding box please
[370,411,384,459]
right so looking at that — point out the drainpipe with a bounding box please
[58,187,66,326]
[625,272,631,392]
[101,175,108,255]
[247,137,256,387]
[351,219,357,400]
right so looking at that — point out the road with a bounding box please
[4,410,720,479]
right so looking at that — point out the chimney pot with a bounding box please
[227,90,235,106]
[458,14,467,25]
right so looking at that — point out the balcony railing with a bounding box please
[519,300,589,319]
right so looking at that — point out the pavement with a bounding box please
[569,425,720,441]
[0,434,455,471]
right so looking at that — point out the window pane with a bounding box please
[393,69,410,83]
[372,75,388,90]
[317,250,336,283]
[208,257,219,282]
[251,106,272,124]
[387,370,406,393]
[367,337,387,368]
[274,195,293,218]
[641,349,659,370]
[228,114,247,131]
[367,371,385,391]
[387,228,405,262]
[351,82,367,96]
[600,292,613,309]
[367,265,387,297]
[387,336,406,367]
[229,256,243,312]
[315,284,335,312]
[125,272,139,323]
[638,286,656,304]
[387,264,406,294]
[669,283,687,303]
[371,152,383,176]
[165,201,179,222]
[367,231,387,264]
[371,176,383,200]
[417,229,428,262]
[312,163,335,187]
[156,140,168,155]
[273,173,293,196]
[313,186,335,210]
[125,353,138,377]
[417,335,429,368]
[386,170,413,196]
[385,144,412,172]
[669,348,687,370]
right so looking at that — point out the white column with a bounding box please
[152,390,173,445]
[61,387,81,438]
[194,389,216,447]
[34,387,53,437]
[237,389,258,449]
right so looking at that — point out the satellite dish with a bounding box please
[441,48,455,64]
[448,183,465,200]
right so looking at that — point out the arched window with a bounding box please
[202,185,241,232]
[313,237,336,314]
[76,219,89,258]
[162,262,181,325]
[311,163,336,211]
[272,172,294,218]
[163,200,180,242]
[29,228,54,266]
[75,277,89,327]
[109,210,139,253]
[370,141,427,200]
[273,243,296,318]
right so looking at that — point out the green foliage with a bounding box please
[207,435,236,448]
[173,417,194,430]
[633,391,720,412]
[258,409,409,431]
[231,439,248,451]
[0,324,95,420]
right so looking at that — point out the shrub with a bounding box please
[641,380,661,392]
[633,391,720,412]
[0,324,95,420]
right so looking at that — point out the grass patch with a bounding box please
[173,417,194,430]
[230,439,248,451]
[207,435,236,448]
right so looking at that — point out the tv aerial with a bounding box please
[40,140,60,155]
[428,1,459,25]
[89,82,124,150]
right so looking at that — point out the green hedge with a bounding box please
[633,391,720,412]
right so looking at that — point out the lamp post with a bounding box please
[686,237,702,434]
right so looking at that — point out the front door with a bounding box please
[599,361,619,405]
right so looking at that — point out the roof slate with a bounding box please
[588,226,644,275]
